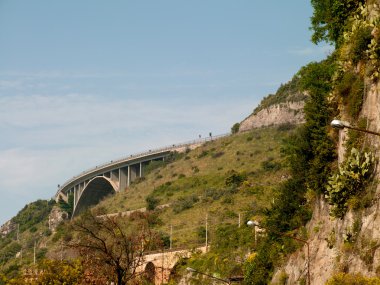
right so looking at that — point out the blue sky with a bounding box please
[0,1,331,225]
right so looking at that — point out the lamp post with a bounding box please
[247,221,311,285]
[331,119,380,137]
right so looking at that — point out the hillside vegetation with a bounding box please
[0,125,293,283]
[96,126,291,249]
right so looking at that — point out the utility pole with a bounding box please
[17,224,19,241]
[60,242,63,261]
[161,249,165,285]
[205,214,208,252]
[33,241,36,265]
[170,224,173,250]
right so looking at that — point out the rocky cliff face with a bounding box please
[239,101,305,131]
[0,220,16,237]
[48,206,68,233]
[272,81,380,284]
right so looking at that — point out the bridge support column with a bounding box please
[75,185,80,204]
[119,167,128,191]
[127,165,131,187]
[73,187,77,208]
[110,170,119,189]
[129,164,139,184]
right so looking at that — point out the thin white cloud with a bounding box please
[288,45,334,57]
[0,80,24,90]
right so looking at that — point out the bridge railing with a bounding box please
[55,132,230,197]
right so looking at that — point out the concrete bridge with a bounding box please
[140,246,207,284]
[55,134,228,218]
[56,147,175,217]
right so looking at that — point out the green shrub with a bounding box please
[261,157,282,171]
[336,71,364,119]
[201,187,238,203]
[221,195,234,204]
[326,148,374,218]
[196,226,207,242]
[225,170,247,187]
[231,123,240,134]
[144,160,166,175]
[350,26,372,64]
[172,195,199,213]
[344,118,367,153]
[29,226,37,233]
[211,151,224,158]
[202,188,223,201]
[326,273,380,285]
[197,150,209,158]
[36,248,48,260]
[159,232,170,249]
[153,181,173,196]
[192,166,200,173]
[146,195,160,211]
[277,122,296,131]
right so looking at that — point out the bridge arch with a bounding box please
[144,262,155,283]
[72,176,117,217]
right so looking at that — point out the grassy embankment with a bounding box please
[96,125,292,248]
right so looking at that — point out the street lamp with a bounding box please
[186,267,243,284]
[331,119,380,137]
[246,221,311,285]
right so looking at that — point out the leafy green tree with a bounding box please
[297,59,336,193]
[231,122,240,134]
[58,193,74,218]
[267,58,336,230]
[245,59,337,284]
[145,194,160,211]
[310,0,364,46]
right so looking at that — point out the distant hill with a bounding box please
[239,75,307,131]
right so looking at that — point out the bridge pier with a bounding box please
[119,167,128,191]
[128,163,140,184]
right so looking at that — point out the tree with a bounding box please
[58,193,74,218]
[231,123,240,134]
[70,211,160,285]
[310,0,364,46]
[245,59,337,284]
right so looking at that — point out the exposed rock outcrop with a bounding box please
[0,220,16,237]
[239,101,305,131]
[48,206,68,233]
